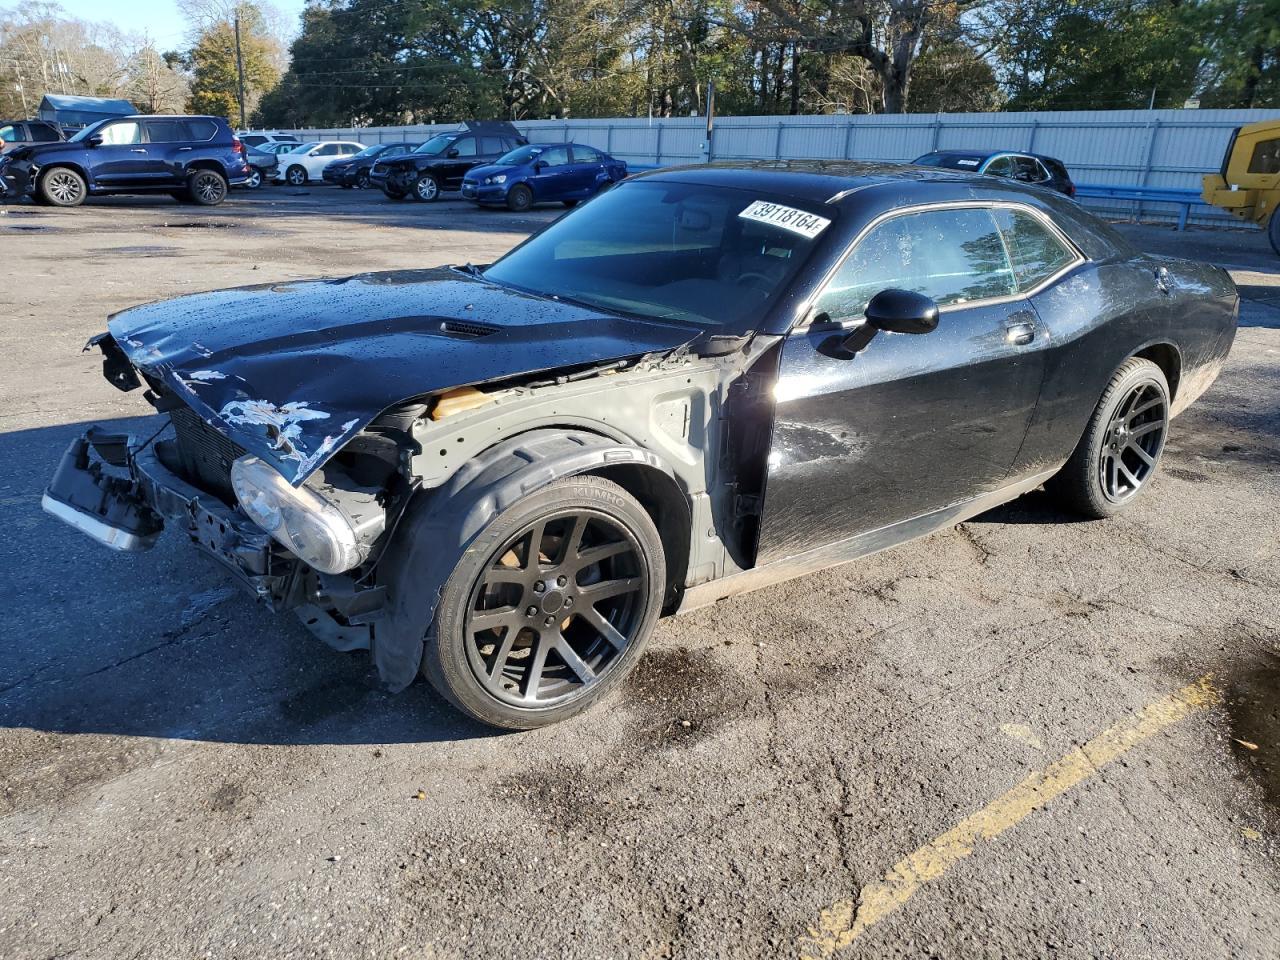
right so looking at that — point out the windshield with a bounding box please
[353,143,392,159]
[483,180,834,332]
[413,134,458,156]
[69,119,109,143]
[497,144,544,165]
[287,142,319,154]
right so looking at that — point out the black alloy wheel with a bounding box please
[356,171,371,189]
[1046,356,1170,519]
[40,167,86,206]
[413,474,666,729]
[1098,380,1167,504]
[465,508,648,707]
[188,169,228,205]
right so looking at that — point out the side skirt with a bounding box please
[676,467,1061,614]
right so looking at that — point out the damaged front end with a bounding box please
[43,334,399,651]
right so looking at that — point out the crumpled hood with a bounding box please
[108,267,696,485]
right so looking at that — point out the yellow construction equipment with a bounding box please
[1202,119,1280,255]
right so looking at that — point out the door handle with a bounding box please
[1005,319,1036,346]
[130,148,147,153]
[176,147,193,152]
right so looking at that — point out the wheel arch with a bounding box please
[37,160,90,183]
[373,428,692,691]
[1131,341,1182,400]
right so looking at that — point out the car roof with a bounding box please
[631,160,1038,203]
[918,149,1066,165]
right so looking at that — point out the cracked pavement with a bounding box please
[0,190,1278,959]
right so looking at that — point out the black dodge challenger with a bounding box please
[44,162,1238,729]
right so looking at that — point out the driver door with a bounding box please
[89,120,148,185]
[754,204,1052,565]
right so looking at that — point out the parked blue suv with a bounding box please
[461,142,627,211]
[0,114,250,206]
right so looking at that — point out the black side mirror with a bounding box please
[446,148,459,158]
[864,289,939,335]
[86,134,103,147]
[533,159,547,171]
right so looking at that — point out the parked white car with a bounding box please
[274,141,366,185]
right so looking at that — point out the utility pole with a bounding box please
[704,80,716,162]
[233,14,247,129]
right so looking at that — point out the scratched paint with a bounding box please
[800,676,1220,958]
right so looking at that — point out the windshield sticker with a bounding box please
[738,200,831,239]
[955,158,981,167]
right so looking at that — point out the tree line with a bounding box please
[1,1,1276,128]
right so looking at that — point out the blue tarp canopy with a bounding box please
[37,95,136,128]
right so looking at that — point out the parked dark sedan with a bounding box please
[322,141,420,188]
[913,150,1076,196]
[379,120,526,201]
[0,114,249,206]
[242,144,279,189]
[43,162,1235,729]
[462,142,627,210]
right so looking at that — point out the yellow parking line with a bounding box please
[801,675,1220,958]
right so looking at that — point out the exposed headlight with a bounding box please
[486,174,507,185]
[230,456,367,574]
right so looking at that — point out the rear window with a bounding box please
[1042,157,1070,180]
[916,153,985,170]
[186,119,218,141]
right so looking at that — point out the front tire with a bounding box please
[1045,357,1170,519]
[421,476,665,729]
[285,164,307,186]
[39,167,87,207]
[356,171,371,189]
[414,173,440,202]
[506,183,533,212]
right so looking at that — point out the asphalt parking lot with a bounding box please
[1,185,1278,960]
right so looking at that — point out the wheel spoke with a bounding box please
[1128,397,1163,422]
[573,540,629,570]
[525,520,547,568]
[1129,420,1164,439]
[1117,460,1142,489]
[553,636,597,685]
[486,630,517,685]
[470,606,519,632]
[579,606,629,650]
[558,514,589,565]
[1104,453,1118,496]
[522,634,550,701]
[579,576,643,603]
[1126,442,1156,467]
[483,566,528,585]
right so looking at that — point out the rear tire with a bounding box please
[1268,214,1280,257]
[383,186,407,200]
[39,167,87,207]
[506,183,533,212]
[418,475,665,730]
[356,171,371,189]
[1045,357,1170,519]
[244,168,262,190]
[187,169,228,205]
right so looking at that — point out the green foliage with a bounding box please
[186,4,280,122]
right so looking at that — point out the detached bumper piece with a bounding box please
[42,433,162,551]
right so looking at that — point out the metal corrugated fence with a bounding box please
[287,108,1280,226]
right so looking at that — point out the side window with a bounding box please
[341,143,360,154]
[992,208,1079,291]
[31,122,61,141]
[573,145,604,163]
[479,137,504,154]
[145,120,186,143]
[1013,156,1048,182]
[815,207,1016,320]
[451,137,477,157]
[315,143,340,156]
[100,122,142,145]
[984,156,1014,177]
[0,124,20,142]
[1248,138,1280,175]
[539,146,570,167]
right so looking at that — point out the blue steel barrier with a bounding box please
[1072,184,1207,230]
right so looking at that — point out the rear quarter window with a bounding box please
[186,119,218,141]
[992,208,1079,290]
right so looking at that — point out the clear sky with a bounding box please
[55,0,308,50]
